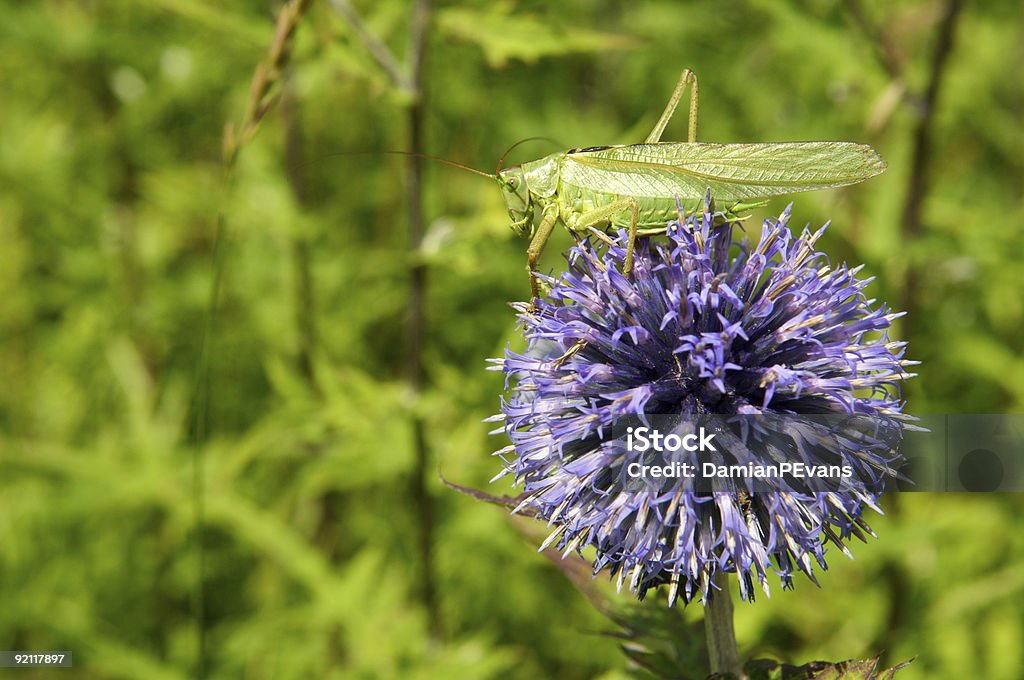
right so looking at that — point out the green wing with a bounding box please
[560,142,886,202]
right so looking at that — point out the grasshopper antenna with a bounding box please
[496,136,563,175]
[314,150,495,179]
[383,150,496,179]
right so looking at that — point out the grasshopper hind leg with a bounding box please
[545,199,640,366]
[571,198,640,277]
[646,69,699,144]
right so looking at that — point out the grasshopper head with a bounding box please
[498,166,533,237]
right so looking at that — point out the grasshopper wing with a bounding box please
[561,142,886,202]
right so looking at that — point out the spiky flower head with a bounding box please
[489,205,915,605]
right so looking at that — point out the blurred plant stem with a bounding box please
[205,2,313,677]
[282,77,319,390]
[332,0,441,641]
[885,0,963,663]
[281,70,351,665]
[221,0,313,173]
[705,571,742,677]
[845,0,964,343]
[846,0,964,666]
[900,0,964,340]
[327,0,413,94]
[406,0,441,643]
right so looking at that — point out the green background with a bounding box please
[1,0,1022,678]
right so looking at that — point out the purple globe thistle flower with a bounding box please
[489,204,916,605]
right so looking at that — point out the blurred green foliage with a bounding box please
[1,0,1022,678]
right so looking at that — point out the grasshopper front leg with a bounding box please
[526,206,559,303]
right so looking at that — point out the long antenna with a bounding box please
[496,136,562,175]
[316,150,495,179]
[382,150,495,179]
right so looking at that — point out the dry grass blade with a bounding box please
[223,0,314,169]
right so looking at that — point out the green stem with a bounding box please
[403,0,441,642]
[704,571,742,677]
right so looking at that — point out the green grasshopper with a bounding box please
[488,69,886,300]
